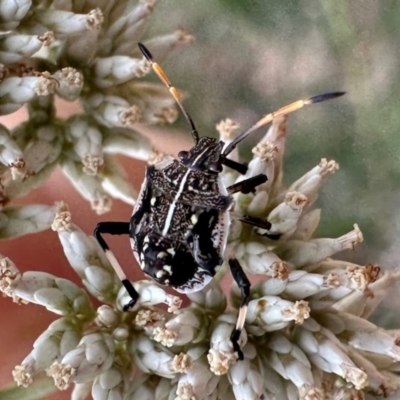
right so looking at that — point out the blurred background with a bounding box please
[1,0,400,398]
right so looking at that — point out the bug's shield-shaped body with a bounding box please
[130,138,232,293]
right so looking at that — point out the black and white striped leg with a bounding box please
[94,222,139,311]
[229,258,251,361]
[227,173,267,195]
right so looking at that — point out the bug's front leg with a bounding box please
[227,173,267,195]
[94,222,139,311]
[228,258,251,361]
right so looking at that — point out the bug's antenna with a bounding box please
[222,91,346,156]
[138,43,200,144]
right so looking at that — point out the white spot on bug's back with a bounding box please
[163,265,172,274]
[151,197,156,205]
[144,235,150,244]
[157,251,168,259]
[190,214,198,225]
[156,270,165,278]
[167,248,175,256]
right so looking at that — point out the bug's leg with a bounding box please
[229,258,250,360]
[228,173,272,230]
[227,173,267,195]
[94,222,139,311]
[221,158,248,175]
[237,215,272,231]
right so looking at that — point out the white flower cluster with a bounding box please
[2,117,400,400]
[0,0,193,233]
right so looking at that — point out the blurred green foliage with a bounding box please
[146,0,400,269]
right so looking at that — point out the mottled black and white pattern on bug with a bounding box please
[130,137,231,293]
[94,42,345,361]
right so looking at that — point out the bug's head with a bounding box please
[178,137,224,173]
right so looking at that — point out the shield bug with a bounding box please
[94,43,345,360]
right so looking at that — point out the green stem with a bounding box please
[0,377,56,400]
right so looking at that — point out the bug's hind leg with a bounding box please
[228,258,251,360]
[94,222,139,311]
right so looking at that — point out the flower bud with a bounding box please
[52,204,121,303]
[102,126,152,161]
[176,357,217,400]
[117,82,178,125]
[187,280,226,315]
[92,366,127,400]
[296,320,368,390]
[0,255,23,302]
[14,271,94,317]
[101,155,136,206]
[66,117,104,176]
[241,247,290,278]
[0,204,56,239]
[0,0,31,30]
[95,305,119,328]
[71,382,92,400]
[54,67,83,100]
[94,56,150,87]
[101,0,157,56]
[13,317,81,387]
[256,191,307,240]
[291,209,321,241]
[261,116,288,196]
[0,124,26,180]
[208,314,246,375]
[130,334,187,378]
[228,358,264,400]
[47,332,115,388]
[266,333,320,399]
[274,224,363,268]
[218,119,241,187]
[153,308,208,347]
[333,270,400,317]
[86,93,142,128]
[282,158,339,206]
[320,311,400,362]
[2,161,57,202]
[62,157,112,214]
[0,74,57,115]
[0,33,44,64]
[142,29,194,63]
[20,124,63,173]
[117,280,182,313]
[246,296,310,335]
[35,8,103,37]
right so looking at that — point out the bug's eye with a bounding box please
[178,150,188,160]
[209,162,222,173]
